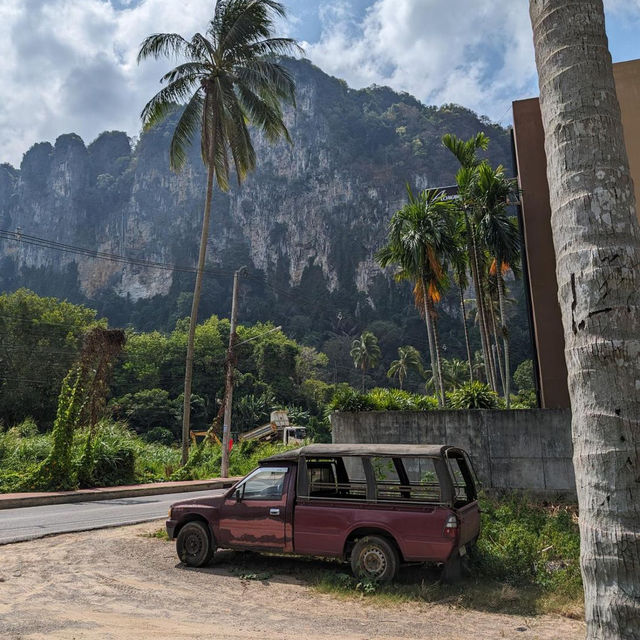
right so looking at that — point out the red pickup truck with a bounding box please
[166,444,480,582]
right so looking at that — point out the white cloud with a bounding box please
[0,0,637,167]
[303,0,538,124]
[0,0,213,167]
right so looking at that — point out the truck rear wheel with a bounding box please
[350,535,398,583]
[176,521,213,567]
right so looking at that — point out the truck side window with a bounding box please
[240,467,288,500]
[304,456,367,501]
[446,455,477,505]
[372,457,442,503]
[401,457,442,502]
[371,456,402,500]
[307,461,338,497]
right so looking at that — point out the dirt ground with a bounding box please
[0,522,585,640]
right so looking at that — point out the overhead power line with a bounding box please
[0,228,236,277]
[0,227,341,311]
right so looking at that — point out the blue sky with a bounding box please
[1,0,639,167]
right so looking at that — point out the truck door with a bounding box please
[218,466,290,551]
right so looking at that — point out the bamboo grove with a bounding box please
[377,133,521,408]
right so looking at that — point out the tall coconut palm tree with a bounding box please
[448,214,474,382]
[138,0,300,464]
[350,331,381,392]
[376,187,456,407]
[387,345,422,390]
[442,133,498,392]
[474,162,520,405]
[530,1,640,636]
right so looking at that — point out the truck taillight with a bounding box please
[443,514,458,539]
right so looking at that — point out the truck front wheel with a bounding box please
[350,535,398,583]
[176,521,213,567]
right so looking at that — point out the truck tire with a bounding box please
[350,535,399,583]
[176,521,214,567]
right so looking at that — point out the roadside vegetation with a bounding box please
[0,289,537,493]
[0,418,293,493]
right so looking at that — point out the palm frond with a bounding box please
[137,33,189,63]
[237,84,290,143]
[219,77,256,183]
[218,0,284,54]
[140,75,200,129]
[238,36,303,59]
[235,59,296,104]
[169,90,204,171]
[188,33,217,63]
[161,62,209,85]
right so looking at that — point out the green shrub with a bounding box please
[143,426,176,446]
[77,422,137,488]
[413,395,439,410]
[510,390,538,409]
[329,386,438,412]
[133,439,181,482]
[13,417,39,437]
[328,386,374,412]
[473,496,582,596]
[110,388,180,436]
[368,388,414,410]
[514,359,535,393]
[448,381,500,409]
[306,416,331,443]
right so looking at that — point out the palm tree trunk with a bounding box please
[480,274,499,392]
[427,296,447,407]
[458,282,474,382]
[467,217,496,390]
[489,302,505,396]
[181,162,215,465]
[497,271,510,407]
[421,277,440,405]
[361,365,365,393]
[531,1,640,637]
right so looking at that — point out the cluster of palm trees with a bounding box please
[377,133,520,407]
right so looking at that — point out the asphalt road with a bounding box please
[0,490,215,545]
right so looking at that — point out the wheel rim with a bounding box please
[360,545,387,578]
[185,532,203,557]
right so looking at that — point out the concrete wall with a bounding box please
[331,409,575,495]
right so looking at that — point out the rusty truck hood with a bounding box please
[170,488,228,509]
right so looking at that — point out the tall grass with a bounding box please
[0,419,290,492]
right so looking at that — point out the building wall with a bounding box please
[614,60,640,215]
[512,99,570,409]
[331,409,575,495]
[512,58,640,409]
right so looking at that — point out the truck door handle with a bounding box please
[269,508,280,516]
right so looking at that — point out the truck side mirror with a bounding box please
[234,487,244,502]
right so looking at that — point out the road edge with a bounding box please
[0,478,241,510]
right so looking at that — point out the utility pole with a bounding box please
[221,266,246,477]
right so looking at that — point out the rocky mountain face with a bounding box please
[0,58,516,353]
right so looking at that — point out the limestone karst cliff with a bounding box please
[0,58,516,352]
